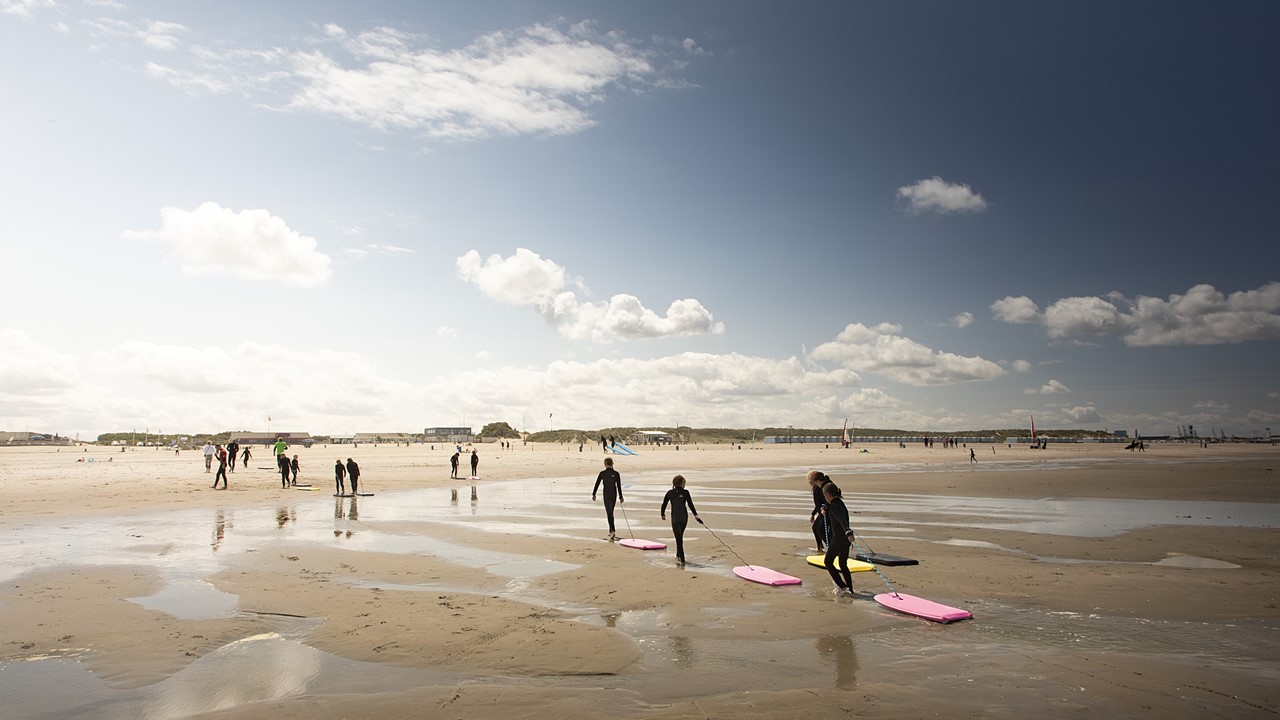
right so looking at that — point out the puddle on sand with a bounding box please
[126,577,239,620]
[0,634,451,720]
[936,538,1244,568]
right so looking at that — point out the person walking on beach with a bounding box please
[212,445,228,489]
[592,457,624,540]
[470,449,479,478]
[346,458,361,494]
[821,483,857,596]
[227,440,240,472]
[969,448,976,463]
[241,446,251,468]
[203,442,215,473]
[450,451,459,479]
[660,475,701,565]
[277,452,291,488]
[290,454,300,485]
[273,436,288,459]
[334,459,347,495]
[808,470,832,553]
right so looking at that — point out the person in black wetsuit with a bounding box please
[227,440,239,472]
[591,457,624,539]
[334,459,347,494]
[241,446,251,468]
[807,470,832,552]
[822,483,856,596]
[290,454,300,484]
[212,445,228,489]
[450,451,459,478]
[470,449,479,478]
[346,458,360,494]
[660,474,700,564]
[277,452,291,488]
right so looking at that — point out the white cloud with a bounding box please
[1010,359,1032,373]
[134,20,691,142]
[0,0,54,18]
[897,176,987,214]
[1063,405,1101,424]
[457,248,725,342]
[141,20,187,50]
[341,243,414,258]
[80,17,189,51]
[124,202,334,287]
[474,350,491,361]
[808,322,1006,386]
[950,312,974,328]
[0,329,80,395]
[991,295,1042,324]
[992,283,1280,346]
[437,326,458,339]
[1192,401,1230,413]
[1025,379,1070,395]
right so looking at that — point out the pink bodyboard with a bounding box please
[874,592,971,623]
[733,565,802,586]
[619,538,666,550]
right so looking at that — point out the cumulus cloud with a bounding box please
[991,295,1042,324]
[949,312,974,328]
[808,322,1006,386]
[992,282,1280,346]
[1010,359,1032,373]
[1063,405,1101,424]
[0,329,79,395]
[897,176,987,214]
[124,202,333,287]
[131,19,695,141]
[0,0,55,18]
[456,248,725,343]
[1026,379,1071,395]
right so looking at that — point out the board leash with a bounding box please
[848,526,900,597]
[697,519,754,569]
[619,501,636,539]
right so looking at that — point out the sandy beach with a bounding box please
[1,441,1277,719]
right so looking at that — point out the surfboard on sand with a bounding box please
[355,492,374,497]
[294,486,318,491]
[734,565,802,586]
[619,538,666,550]
[805,555,875,572]
[874,592,971,623]
[856,551,918,567]
[334,493,355,498]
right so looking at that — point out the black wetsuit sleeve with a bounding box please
[685,491,698,516]
[812,486,825,515]
[615,472,623,502]
[828,499,852,536]
[593,472,604,496]
[660,489,672,514]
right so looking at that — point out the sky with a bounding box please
[2,0,1278,440]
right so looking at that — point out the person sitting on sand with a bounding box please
[821,483,857,597]
[660,474,701,565]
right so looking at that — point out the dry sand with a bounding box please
[1,441,1277,719]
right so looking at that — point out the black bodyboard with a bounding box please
[856,552,919,567]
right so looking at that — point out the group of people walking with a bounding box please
[204,440,252,490]
[334,458,361,495]
[592,460,861,594]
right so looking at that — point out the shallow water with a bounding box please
[2,470,1277,718]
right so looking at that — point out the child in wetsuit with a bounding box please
[807,470,831,552]
[334,459,346,494]
[822,483,856,596]
[661,474,701,564]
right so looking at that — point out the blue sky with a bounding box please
[2,0,1277,439]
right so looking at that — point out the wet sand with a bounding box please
[1,442,1277,719]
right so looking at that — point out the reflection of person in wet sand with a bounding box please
[815,634,859,689]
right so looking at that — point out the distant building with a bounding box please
[423,427,473,443]
[352,432,416,444]
[2,431,72,445]
[632,430,673,445]
[228,432,313,447]
[1113,430,1129,438]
